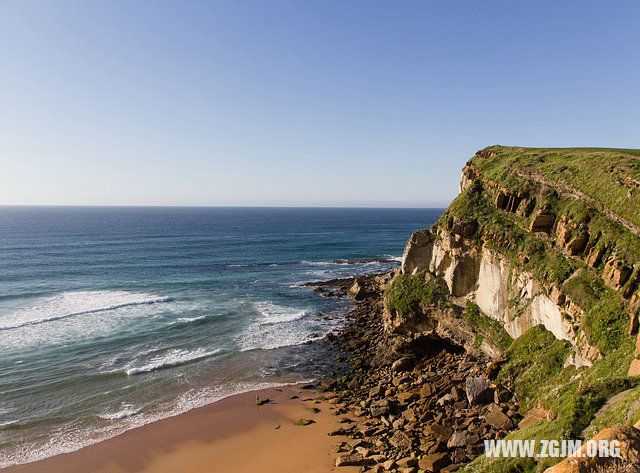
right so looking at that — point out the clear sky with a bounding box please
[1,1,638,207]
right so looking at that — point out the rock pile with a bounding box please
[316,274,520,472]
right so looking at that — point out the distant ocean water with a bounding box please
[0,206,442,466]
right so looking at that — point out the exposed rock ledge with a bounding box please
[401,225,599,367]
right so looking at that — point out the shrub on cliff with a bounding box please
[463,302,513,352]
[385,273,448,316]
[583,298,630,355]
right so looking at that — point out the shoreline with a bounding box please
[2,384,359,473]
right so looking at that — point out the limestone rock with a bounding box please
[465,377,493,406]
[401,229,434,275]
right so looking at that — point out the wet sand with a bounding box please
[4,385,358,473]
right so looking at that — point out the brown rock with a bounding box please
[335,452,368,467]
[530,213,555,233]
[485,404,514,430]
[518,408,553,429]
[389,431,412,450]
[586,246,605,268]
[629,358,640,377]
[418,452,450,472]
[397,457,418,468]
[545,425,640,472]
[424,424,454,442]
[605,260,632,290]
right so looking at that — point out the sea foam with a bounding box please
[125,348,220,376]
[0,291,171,331]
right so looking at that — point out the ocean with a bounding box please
[0,206,442,467]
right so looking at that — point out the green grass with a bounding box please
[473,146,640,230]
[462,330,639,473]
[497,326,571,413]
[583,298,631,355]
[582,386,640,439]
[464,302,513,352]
[385,272,448,316]
[563,271,631,355]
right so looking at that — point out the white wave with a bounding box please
[0,291,172,331]
[99,403,140,420]
[125,348,219,375]
[173,315,206,324]
[236,301,314,351]
[252,301,306,325]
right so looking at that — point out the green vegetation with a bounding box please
[582,386,640,439]
[464,302,513,352]
[385,272,448,316]
[497,326,571,414]
[473,146,640,230]
[583,299,630,355]
[463,329,638,473]
[441,183,577,286]
[563,272,631,355]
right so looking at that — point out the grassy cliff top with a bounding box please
[470,145,640,229]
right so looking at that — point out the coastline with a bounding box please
[3,384,359,473]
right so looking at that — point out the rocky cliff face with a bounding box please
[384,146,640,472]
[400,146,640,372]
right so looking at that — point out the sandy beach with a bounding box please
[4,385,358,473]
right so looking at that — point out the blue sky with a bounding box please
[1,1,638,207]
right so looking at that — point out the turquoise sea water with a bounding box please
[0,206,442,466]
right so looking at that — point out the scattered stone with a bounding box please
[335,452,366,467]
[294,418,315,426]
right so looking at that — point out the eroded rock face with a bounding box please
[401,229,434,275]
[400,227,600,365]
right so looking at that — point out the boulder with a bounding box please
[389,431,412,450]
[629,358,640,377]
[485,404,514,430]
[465,377,493,406]
[348,279,366,300]
[447,430,479,448]
[392,356,414,372]
[424,424,454,442]
[418,452,450,472]
[335,452,368,467]
[369,399,391,417]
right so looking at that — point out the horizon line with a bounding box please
[0,203,449,209]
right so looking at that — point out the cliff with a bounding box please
[391,146,640,472]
